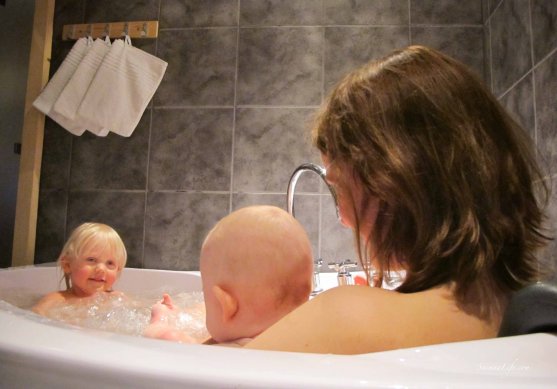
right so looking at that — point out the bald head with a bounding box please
[201,205,312,288]
[200,205,314,341]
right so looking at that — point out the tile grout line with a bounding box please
[229,0,241,213]
[317,0,325,259]
[138,0,164,268]
[527,0,539,149]
[408,0,412,43]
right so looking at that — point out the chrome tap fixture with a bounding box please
[287,163,339,296]
[311,258,323,296]
[286,163,338,217]
[328,259,358,286]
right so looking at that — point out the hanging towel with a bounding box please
[52,36,112,136]
[33,37,92,135]
[76,37,168,137]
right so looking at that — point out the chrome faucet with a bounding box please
[286,163,338,217]
[287,163,339,296]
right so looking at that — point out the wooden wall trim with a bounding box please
[12,0,55,266]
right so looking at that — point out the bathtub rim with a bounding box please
[1,265,556,388]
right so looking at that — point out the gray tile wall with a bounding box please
[487,0,557,279]
[37,0,495,272]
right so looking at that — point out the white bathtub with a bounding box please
[0,266,555,388]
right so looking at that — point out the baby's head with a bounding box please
[200,205,313,343]
[59,223,127,294]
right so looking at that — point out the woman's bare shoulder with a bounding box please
[245,286,401,354]
[245,284,492,354]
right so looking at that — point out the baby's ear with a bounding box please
[212,285,238,323]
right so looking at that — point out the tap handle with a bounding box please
[314,258,323,269]
[328,259,357,273]
[327,262,339,272]
[328,259,357,286]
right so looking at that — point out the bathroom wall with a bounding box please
[0,0,34,268]
[485,0,557,279]
[36,0,500,271]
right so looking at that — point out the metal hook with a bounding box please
[67,24,76,40]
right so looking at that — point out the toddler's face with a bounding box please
[64,245,121,297]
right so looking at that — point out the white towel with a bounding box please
[33,37,92,135]
[52,37,112,136]
[77,37,168,137]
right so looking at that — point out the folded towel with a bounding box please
[77,37,168,137]
[52,37,112,136]
[33,37,92,135]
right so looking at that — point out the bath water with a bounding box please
[0,287,209,341]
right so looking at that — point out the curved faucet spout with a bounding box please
[286,163,339,218]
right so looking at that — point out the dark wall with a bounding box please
[38,0,522,273]
[0,0,34,267]
[485,0,557,280]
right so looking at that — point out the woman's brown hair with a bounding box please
[313,45,551,318]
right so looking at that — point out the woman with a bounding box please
[245,45,551,354]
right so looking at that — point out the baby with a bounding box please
[32,222,127,316]
[145,205,314,346]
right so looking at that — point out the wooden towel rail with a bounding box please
[62,20,158,40]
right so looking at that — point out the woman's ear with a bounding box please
[212,285,238,323]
